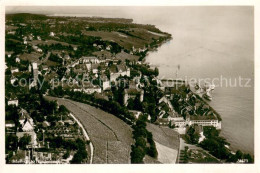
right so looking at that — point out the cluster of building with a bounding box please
[49,51,133,95]
[155,80,222,130]
[5,104,83,164]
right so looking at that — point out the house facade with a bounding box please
[123,88,144,106]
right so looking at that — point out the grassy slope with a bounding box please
[45,96,133,164]
[146,123,180,163]
[147,123,179,150]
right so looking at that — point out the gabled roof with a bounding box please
[22,118,33,128]
[124,88,143,95]
[82,56,97,60]
[108,65,117,73]
[115,51,139,62]
[10,67,18,70]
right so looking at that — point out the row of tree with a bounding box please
[131,114,158,163]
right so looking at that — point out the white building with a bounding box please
[37,36,41,40]
[102,80,110,91]
[8,99,19,106]
[81,56,100,64]
[42,65,49,71]
[106,45,112,51]
[15,57,20,63]
[5,120,15,128]
[10,77,18,85]
[110,65,130,82]
[123,88,144,106]
[30,62,38,89]
[170,117,187,127]
[32,62,38,81]
[50,32,55,37]
[11,67,19,74]
[83,86,102,94]
[170,115,221,130]
[92,64,99,74]
[187,116,221,129]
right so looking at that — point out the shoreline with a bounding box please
[142,37,252,161]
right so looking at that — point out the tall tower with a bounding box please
[32,62,38,82]
[31,62,38,88]
[140,90,144,102]
[123,89,128,105]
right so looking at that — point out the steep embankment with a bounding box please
[146,123,180,163]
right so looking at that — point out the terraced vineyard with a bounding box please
[45,96,133,164]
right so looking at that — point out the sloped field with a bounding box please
[45,96,133,164]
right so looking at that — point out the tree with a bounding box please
[235,150,243,159]
[154,67,159,76]
[53,86,64,97]
[147,142,158,158]
[186,126,199,144]
[63,150,70,159]
[127,98,135,110]
[70,150,88,164]
[135,137,146,148]
[18,134,31,149]
[70,138,88,164]
[76,138,86,151]
[133,96,142,111]
[59,105,69,114]
[130,145,145,163]
[6,135,18,151]
[244,153,254,163]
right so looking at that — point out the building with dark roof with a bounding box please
[123,88,144,106]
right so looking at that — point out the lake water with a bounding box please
[7,6,254,155]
